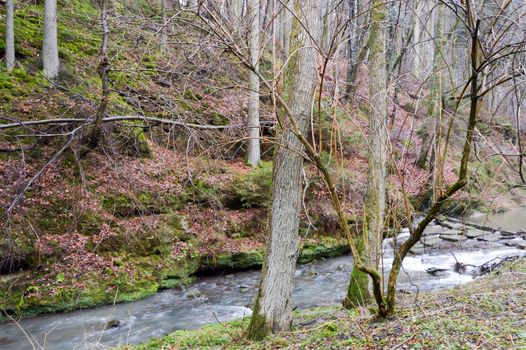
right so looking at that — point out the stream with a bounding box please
[1,209,525,350]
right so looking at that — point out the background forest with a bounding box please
[1,0,526,349]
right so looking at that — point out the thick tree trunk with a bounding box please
[43,0,59,79]
[5,0,15,72]
[345,0,387,308]
[246,0,261,167]
[247,0,322,339]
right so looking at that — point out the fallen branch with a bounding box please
[0,115,275,131]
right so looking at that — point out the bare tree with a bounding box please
[343,0,388,309]
[247,0,323,339]
[160,0,169,54]
[5,0,15,71]
[43,0,59,79]
[246,0,261,167]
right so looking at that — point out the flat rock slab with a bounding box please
[441,234,467,242]
[466,229,486,239]
[442,222,465,230]
[409,246,425,254]
[504,239,526,249]
[423,225,444,236]
[441,229,463,235]
[476,234,502,242]
[499,230,519,237]
[421,236,442,246]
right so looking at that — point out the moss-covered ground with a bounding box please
[121,258,526,350]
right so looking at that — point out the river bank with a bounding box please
[1,212,525,349]
[122,257,526,350]
[0,236,349,320]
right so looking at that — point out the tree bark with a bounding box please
[43,0,59,79]
[160,0,169,54]
[280,0,292,60]
[246,0,261,167]
[5,0,15,72]
[344,0,387,308]
[231,0,244,19]
[247,0,322,339]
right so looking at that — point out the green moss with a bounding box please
[101,192,182,217]
[343,236,370,308]
[182,179,223,207]
[159,277,194,290]
[297,238,349,264]
[201,250,264,271]
[225,161,273,208]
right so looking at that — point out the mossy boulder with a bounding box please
[200,250,264,271]
[225,161,273,208]
[298,239,350,264]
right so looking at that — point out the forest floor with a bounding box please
[122,258,526,350]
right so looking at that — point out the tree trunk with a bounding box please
[5,0,15,72]
[247,0,322,339]
[345,0,369,99]
[85,0,110,152]
[280,0,292,59]
[160,0,169,54]
[43,0,59,79]
[246,0,261,167]
[344,0,387,308]
[231,0,244,19]
[187,0,198,9]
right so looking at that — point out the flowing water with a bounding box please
[1,209,525,350]
[467,207,526,232]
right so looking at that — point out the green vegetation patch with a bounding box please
[225,161,273,209]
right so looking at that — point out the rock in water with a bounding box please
[466,229,485,239]
[441,234,467,242]
[504,238,526,249]
[106,319,125,329]
[425,267,448,276]
[476,234,502,242]
[423,225,444,236]
[409,243,425,254]
[442,221,465,230]
[186,288,203,298]
[441,229,462,236]
[238,284,250,292]
[421,236,442,246]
